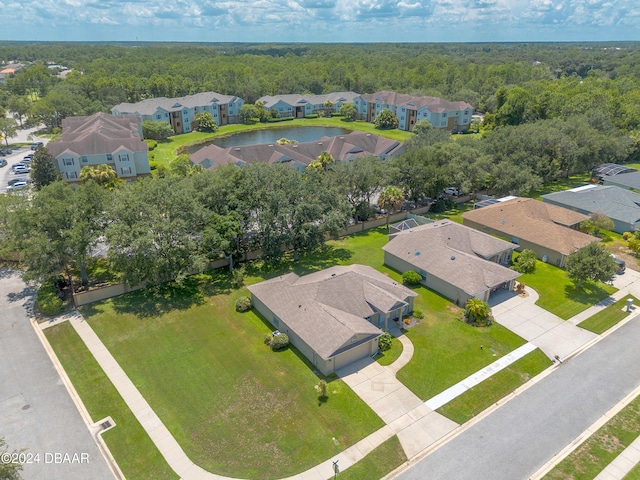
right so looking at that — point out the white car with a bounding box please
[443,187,460,196]
[7,181,28,191]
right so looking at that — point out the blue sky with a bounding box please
[1,0,638,43]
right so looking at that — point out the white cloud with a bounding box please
[0,0,638,41]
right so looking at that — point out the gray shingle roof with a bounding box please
[604,171,640,190]
[360,90,472,113]
[112,91,240,116]
[382,220,520,297]
[257,92,359,109]
[542,185,640,228]
[247,265,417,360]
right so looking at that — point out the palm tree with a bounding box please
[465,298,492,325]
[80,164,120,189]
[377,185,404,225]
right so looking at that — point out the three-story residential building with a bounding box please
[46,112,150,183]
[353,91,474,132]
[111,92,244,134]
[256,92,359,118]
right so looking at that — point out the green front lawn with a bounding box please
[517,259,617,320]
[437,349,552,423]
[544,394,640,480]
[397,288,530,400]
[153,117,413,168]
[579,295,640,334]
[338,436,407,480]
[79,276,384,480]
[45,322,178,480]
[375,336,403,366]
[528,173,592,200]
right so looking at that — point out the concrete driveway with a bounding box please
[394,310,640,480]
[0,269,114,480]
[489,287,597,359]
[338,355,457,459]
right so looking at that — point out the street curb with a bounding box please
[30,307,125,480]
[385,297,640,480]
[528,385,640,479]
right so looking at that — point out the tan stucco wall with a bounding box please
[383,251,473,306]
[462,218,567,267]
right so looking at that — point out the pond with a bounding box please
[186,126,352,153]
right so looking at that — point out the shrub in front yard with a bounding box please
[464,298,493,326]
[402,270,422,285]
[235,296,252,312]
[37,276,64,316]
[513,249,537,273]
[271,333,290,350]
[412,309,424,320]
[378,332,393,351]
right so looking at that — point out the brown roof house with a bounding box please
[190,131,403,172]
[462,197,599,268]
[383,220,520,306]
[47,112,150,183]
[248,265,417,375]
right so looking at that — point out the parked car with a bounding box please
[23,153,34,160]
[443,187,460,196]
[0,159,7,167]
[611,256,626,274]
[30,142,44,150]
[12,166,30,175]
[8,177,29,186]
[7,181,29,191]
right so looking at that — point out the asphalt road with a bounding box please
[396,317,640,480]
[0,269,114,480]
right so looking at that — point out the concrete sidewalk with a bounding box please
[51,278,639,480]
[337,355,458,459]
[426,342,537,410]
[595,435,640,480]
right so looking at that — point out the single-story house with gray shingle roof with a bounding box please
[383,220,520,306]
[247,265,418,375]
[190,131,403,172]
[111,91,244,134]
[542,184,640,234]
[603,170,640,191]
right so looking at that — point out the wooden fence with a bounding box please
[72,206,435,306]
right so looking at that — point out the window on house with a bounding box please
[68,171,77,179]
[119,154,129,162]
[156,114,161,119]
[106,154,113,162]
[64,158,73,166]
[81,156,88,163]
[443,113,447,117]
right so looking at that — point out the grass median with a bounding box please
[45,322,178,480]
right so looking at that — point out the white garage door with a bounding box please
[333,341,373,371]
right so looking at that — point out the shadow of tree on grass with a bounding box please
[564,280,615,306]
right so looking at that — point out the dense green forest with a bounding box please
[1,42,640,285]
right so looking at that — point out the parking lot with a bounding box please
[1,146,34,192]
